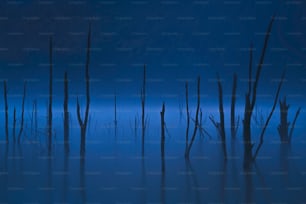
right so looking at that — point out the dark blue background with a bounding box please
[0,0,305,110]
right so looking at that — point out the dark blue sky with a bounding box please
[0,0,305,109]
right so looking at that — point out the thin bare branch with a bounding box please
[288,107,301,142]
[253,70,285,160]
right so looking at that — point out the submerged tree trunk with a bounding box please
[141,64,146,157]
[13,107,16,144]
[243,94,253,169]
[34,100,38,140]
[231,73,238,139]
[114,92,117,127]
[4,81,8,143]
[217,73,227,160]
[17,81,26,144]
[185,76,201,159]
[64,71,69,153]
[288,107,301,142]
[252,71,285,161]
[76,25,91,154]
[48,37,53,153]
[160,102,165,173]
[243,17,274,170]
[278,97,290,143]
[277,96,301,144]
[184,82,190,156]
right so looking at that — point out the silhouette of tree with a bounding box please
[17,81,26,144]
[231,73,239,139]
[4,81,8,143]
[160,102,165,173]
[277,96,301,143]
[64,71,69,153]
[48,37,53,153]
[185,76,201,159]
[242,17,273,169]
[76,24,91,154]
[141,64,146,156]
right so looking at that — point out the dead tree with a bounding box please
[64,71,69,153]
[76,25,91,154]
[288,107,301,142]
[199,108,204,138]
[252,71,285,161]
[114,92,117,127]
[114,92,118,139]
[141,64,146,156]
[216,73,227,160]
[34,100,38,139]
[277,97,301,143]
[4,81,8,143]
[185,82,190,155]
[231,73,239,138]
[17,81,26,144]
[13,107,16,143]
[185,76,201,159]
[242,17,275,169]
[160,102,165,172]
[48,37,53,153]
[31,99,38,141]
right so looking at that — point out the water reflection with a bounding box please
[0,133,306,203]
[80,153,86,204]
[185,160,201,204]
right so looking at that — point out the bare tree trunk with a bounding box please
[185,76,200,159]
[64,71,69,154]
[288,107,301,142]
[160,102,165,173]
[141,64,146,157]
[277,97,290,142]
[48,37,53,153]
[114,93,117,127]
[243,17,274,170]
[13,107,16,144]
[231,73,238,138]
[34,100,38,140]
[17,81,26,144]
[243,94,253,169]
[4,81,8,143]
[184,82,190,156]
[217,73,227,160]
[76,24,91,154]
[253,71,285,160]
[277,96,301,144]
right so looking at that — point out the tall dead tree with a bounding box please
[252,71,285,160]
[288,107,301,142]
[76,25,91,154]
[185,76,200,159]
[64,71,69,153]
[34,100,38,139]
[17,81,26,144]
[141,64,146,156]
[48,37,53,153]
[4,81,8,143]
[217,73,227,160]
[185,82,190,156]
[13,107,16,143]
[114,92,118,139]
[208,74,227,160]
[114,92,117,127]
[231,73,239,139]
[160,102,165,172]
[242,17,275,169]
[277,97,301,143]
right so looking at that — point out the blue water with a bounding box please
[1,106,306,203]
